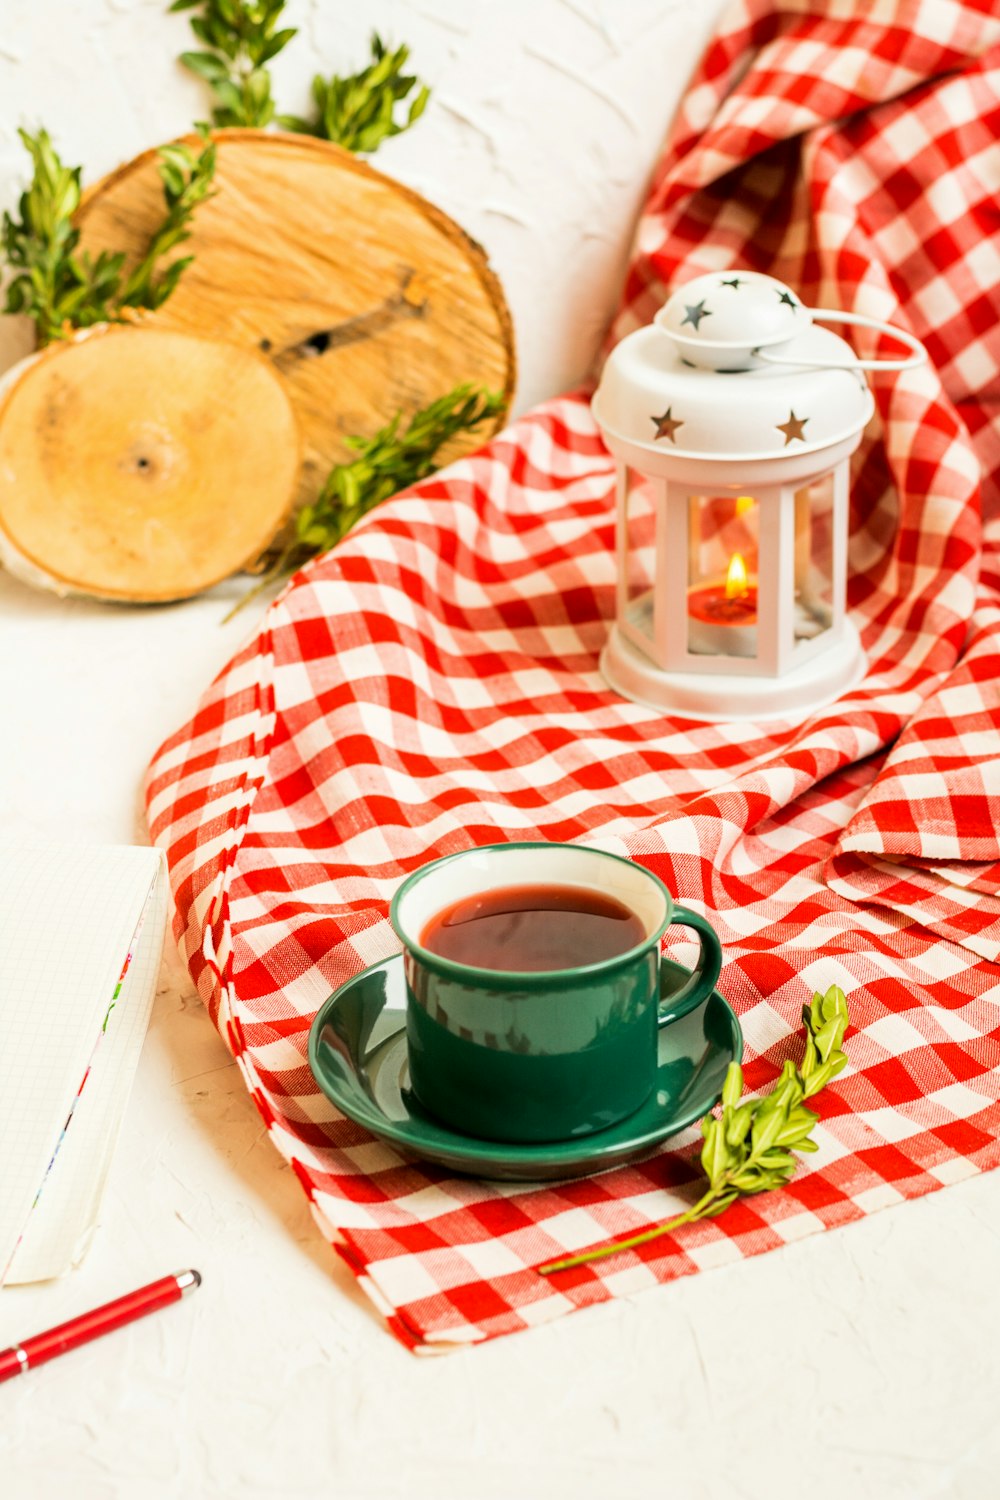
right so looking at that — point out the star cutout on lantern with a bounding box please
[777,290,799,309]
[652,407,684,442]
[776,410,809,444]
[681,300,711,330]
[720,277,745,289]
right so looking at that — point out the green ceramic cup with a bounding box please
[390,842,723,1144]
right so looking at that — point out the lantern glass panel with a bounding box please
[686,493,759,660]
[623,467,657,645]
[794,473,835,642]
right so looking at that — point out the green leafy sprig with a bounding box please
[227,383,504,619]
[280,34,431,152]
[539,984,850,1276]
[293,384,503,563]
[170,3,430,151]
[2,127,216,346]
[116,132,218,310]
[171,0,296,128]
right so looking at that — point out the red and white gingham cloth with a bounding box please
[146,0,1000,1351]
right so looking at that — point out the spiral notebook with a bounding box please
[0,843,168,1286]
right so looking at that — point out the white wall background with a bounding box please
[0,0,730,412]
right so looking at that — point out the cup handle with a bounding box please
[657,905,723,1028]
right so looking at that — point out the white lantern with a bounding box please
[593,271,925,720]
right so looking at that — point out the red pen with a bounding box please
[0,1269,201,1382]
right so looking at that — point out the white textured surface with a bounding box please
[4,4,1000,1498]
[0,0,731,412]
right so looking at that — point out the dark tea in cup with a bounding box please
[420,884,647,972]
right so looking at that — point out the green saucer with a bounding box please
[308,955,742,1182]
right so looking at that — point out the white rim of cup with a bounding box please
[390,842,674,984]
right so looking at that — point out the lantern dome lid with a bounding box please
[593,272,876,464]
[656,270,808,370]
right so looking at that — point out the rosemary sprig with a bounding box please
[170,0,296,128]
[2,127,216,346]
[279,34,431,152]
[539,984,850,1276]
[226,383,504,619]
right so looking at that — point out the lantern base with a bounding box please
[600,621,866,722]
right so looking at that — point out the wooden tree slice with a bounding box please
[0,325,300,601]
[76,129,516,513]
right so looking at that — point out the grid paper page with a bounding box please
[0,844,167,1284]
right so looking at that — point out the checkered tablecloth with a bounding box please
[146,0,1000,1351]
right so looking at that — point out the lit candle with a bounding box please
[688,551,758,657]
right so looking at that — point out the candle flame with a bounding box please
[725,552,749,599]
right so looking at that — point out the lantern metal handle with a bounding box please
[754,309,926,371]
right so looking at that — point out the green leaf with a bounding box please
[800,1030,821,1077]
[245,67,271,114]
[773,1104,819,1146]
[724,1101,754,1148]
[408,84,431,126]
[801,1060,833,1098]
[750,1103,787,1156]
[811,1018,842,1062]
[700,1116,731,1191]
[757,1148,798,1171]
[275,113,316,136]
[210,77,245,116]
[157,159,186,197]
[180,49,230,82]
[721,1062,743,1110]
[729,1167,777,1193]
[259,26,297,64]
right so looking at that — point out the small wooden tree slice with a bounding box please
[0,325,299,601]
[76,130,516,512]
